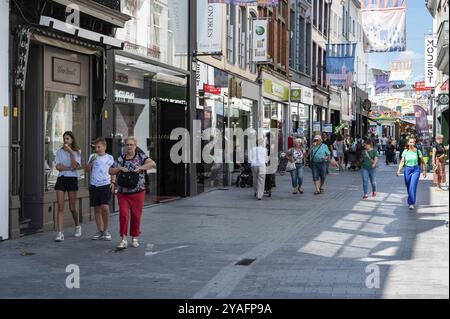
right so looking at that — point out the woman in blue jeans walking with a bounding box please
[396,137,427,210]
[310,135,331,195]
[286,139,305,194]
[361,139,378,199]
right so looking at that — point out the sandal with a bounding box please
[298,188,304,194]
[314,191,320,195]
[320,188,324,193]
[292,191,298,194]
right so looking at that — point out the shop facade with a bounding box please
[9,0,129,238]
[111,0,191,204]
[312,88,329,138]
[262,72,290,152]
[290,84,313,146]
[196,61,259,192]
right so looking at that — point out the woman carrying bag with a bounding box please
[109,136,156,249]
[286,139,305,195]
[396,137,427,210]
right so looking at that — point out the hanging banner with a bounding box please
[414,105,431,146]
[424,34,437,87]
[361,5,406,53]
[375,73,390,94]
[169,0,189,56]
[325,43,357,87]
[389,61,412,84]
[252,19,269,63]
[208,0,279,6]
[197,0,223,54]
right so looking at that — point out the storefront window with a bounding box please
[44,92,87,191]
[116,0,189,70]
[263,99,285,151]
[115,57,154,204]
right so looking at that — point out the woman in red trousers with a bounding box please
[109,136,156,249]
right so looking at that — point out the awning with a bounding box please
[50,0,130,28]
[40,16,124,48]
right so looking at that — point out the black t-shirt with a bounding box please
[433,142,446,157]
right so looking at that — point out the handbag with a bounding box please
[286,160,296,172]
[117,171,140,189]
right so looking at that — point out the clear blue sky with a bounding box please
[368,0,433,83]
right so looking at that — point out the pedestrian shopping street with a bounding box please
[0,158,448,299]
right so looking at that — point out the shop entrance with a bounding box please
[21,44,92,234]
[156,101,187,200]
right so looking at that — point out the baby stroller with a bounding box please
[235,162,253,188]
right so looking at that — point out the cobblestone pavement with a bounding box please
[0,161,448,299]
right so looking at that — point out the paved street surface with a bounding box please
[0,160,448,299]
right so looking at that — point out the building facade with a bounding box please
[289,0,314,144]
[0,0,9,240]
[8,0,130,238]
[426,0,449,143]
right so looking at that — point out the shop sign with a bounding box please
[52,57,81,85]
[252,19,268,62]
[313,121,321,132]
[204,84,221,95]
[438,94,449,105]
[263,79,288,100]
[301,86,313,105]
[424,35,437,87]
[115,90,135,103]
[323,123,333,133]
[290,88,301,102]
[197,0,223,53]
[414,81,433,92]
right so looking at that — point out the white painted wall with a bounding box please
[0,0,9,240]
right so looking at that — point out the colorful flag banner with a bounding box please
[375,73,390,94]
[325,43,357,87]
[208,0,279,5]
[389,61,412,84]
[414,104,431,146]
[361,3,406,53]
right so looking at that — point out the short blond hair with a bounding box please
[126,136,138,145]
[436,134,444,140]
[293,138,302,147]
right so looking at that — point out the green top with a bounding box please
[362,149,378,169]
[402,149,423,167]
[310,143,331,162]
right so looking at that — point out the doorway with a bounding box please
[156,101,187,200]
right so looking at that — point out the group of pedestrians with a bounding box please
[250,130,448,212]
[53,131,156,250]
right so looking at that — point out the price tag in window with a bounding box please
[13,107,18,117]
[104,110,108,119]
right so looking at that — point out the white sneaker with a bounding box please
[116,239,128,250]
[409,205,415,210]
[55,232,64,242]
[74,226,82,237]
[92,231,104,240]
[103,230,112,241]
[131,238,140,248]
